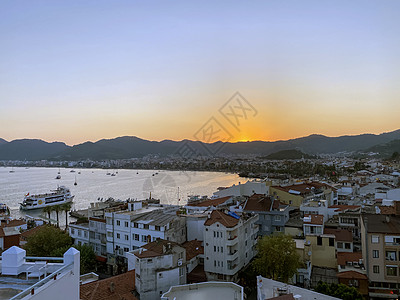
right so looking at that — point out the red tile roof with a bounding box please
[134,239,181,259]
[303,214,324,225]
[324,228,353,242]
[337,270,368,280]
[337,252,362,266]
[244,194,272,211]
[4,219,26,227]
[80,270,136,300]
[204,210,239,228]
[20,225,46,240]
[182,240,203,260]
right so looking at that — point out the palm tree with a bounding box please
[61,202,73,230]
[53,205,61,228]
[42,206,53,225]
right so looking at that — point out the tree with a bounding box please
[74,244,96,274]
[315,282,363,300]
[252,234,302,283]
[42,206,53,224]
[24,225,72,257]
[61,202,73,230]
[53,205,61,227]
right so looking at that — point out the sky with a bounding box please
[1,0,399,145]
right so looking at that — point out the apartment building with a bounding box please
[69,222,90,246]
[361,214,400,299]
[134,239,187,300]
[105,202,185,261]
[203,210,258,282]
[89,217,107,257]
[243,194,290,236]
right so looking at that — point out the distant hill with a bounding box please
[0,138,7,146]
[1,129,400,160]
[367,139,400,158]
[0,139,69,160]
[263,149,315,160]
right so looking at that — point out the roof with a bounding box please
[337,270,368,280]
[20,225,46,240]
[329,205,361,212]
[0,227,20,237]
[379,205,396,215]
[244,194,272,212]
[337,252,362,266]
[189,196,231,207]
[272,182,334,196]
[324,228,353,242]
[130,210,178,226]
[4,219,26,227]
[89,217,106,223]
[303,214,324,225]
[362,214,400,234]
[134,239,182,259]
[204,210,239,228]
[80,270,137,300]
[268,294,295,300]
[182,240,203,260]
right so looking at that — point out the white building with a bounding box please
[213,180,269,198]
[162,281,244,300]
[1,246,80,300]
[69,222,90,246]
[133,239,187,300]
[203,210,258,281]
[88,217,107,257]
[105,202,186,260]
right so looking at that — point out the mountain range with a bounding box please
[1,129,400,161]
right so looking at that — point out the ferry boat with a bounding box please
[20,186,74,210]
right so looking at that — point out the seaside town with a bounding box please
[0,153,399,299]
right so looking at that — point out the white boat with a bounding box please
[20,186,74,210]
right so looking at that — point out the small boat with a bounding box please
[9,167,15,173]
[20,186,74,210]
[55,175,61,179]
[78,171,81,174]
[106,172,111,175]
[70,170,75,173]
[111,173,116,176]
[137,172,139,174]
[74,175,77,186]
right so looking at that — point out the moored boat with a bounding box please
[20,186,74,210]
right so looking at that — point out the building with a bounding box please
[213,180,269,198]
[243,194,290,236]
[88,217,107,258]
[0,246,80,300]
[68,222,90,246]
[324,228,353,253]
[0,227,20,250]
[161,281,244,300]
[303,214,324,236]
[203,210,258,281]
[361,214,400,299]
[256,276,340,300]
[105,202,185,262]
[270,182,337,208]
[133,239,187,300]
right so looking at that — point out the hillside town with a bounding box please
[0,155,399,299]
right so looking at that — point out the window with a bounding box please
[125,221,129,227]
[373,250,379,258]
[275,215,281,222]
[329,238,334,247]
[275,226,281,232]
[387,266,397,276]
[77,230,81,237]
[125,234,129,241]
[221,247,223,253]
[116,233,120,239]
[373,265,380,273]
[317,236,323,246]
[141,235,147,242]
[386,251,397,261]
[144,224,149,229]
[134,222,138,228]
[159,273,163,278]
[214,246,216,252]
[71,228,75,235]
[371,235,379,243]
[124,247,129,252]
[179,267,184,277]
[116,220,121,226]
[214,260,216,267]
[155,225,160,231]
[107,232,113,237]
[345,243,351,249]
[84,231,88,238]
[337,242,343,249]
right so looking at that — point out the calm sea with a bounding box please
[0,167,245,222]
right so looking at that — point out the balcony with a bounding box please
[228,250,239,260]
[226,236,238,246]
